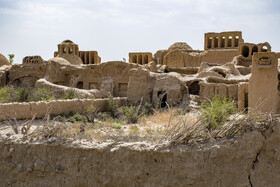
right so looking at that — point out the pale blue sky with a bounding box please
[0,0,279,63]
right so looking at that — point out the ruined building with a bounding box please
[0,31,279,113]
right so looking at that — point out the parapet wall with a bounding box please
[0,98,127,121]
[2,124,280,186]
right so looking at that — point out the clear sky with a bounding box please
[0,0,279,63]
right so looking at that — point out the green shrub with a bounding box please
[108,95,119,118]
[6,87,29,102]
[95,112,112,121]
[62,89,77,100]
[17,88,29,102]
[140,103,154,116]
[111,122,122,129]
[123,106,140,124]
[8,54,14,65]
[68,113,87,123]
[29,88,54,102]
[200,96,237,130]
[0,87,10,103]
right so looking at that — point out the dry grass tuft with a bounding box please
[162,106,273,145]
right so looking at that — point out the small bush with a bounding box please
[108,95,119,118]
[18,88,29,102]
[123,106,140,124]
[95,112,112,121]
[62,89,77,100]
[200,95,237,130]
[0,87,10,103]
[29,88,54,102]
[140,103,154,116]
[111,122,122,129]
[7,87,29,102]
[69,113,87,123]
[129,125,139,134]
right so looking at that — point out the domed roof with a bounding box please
[168,42,192,51]
[62,40,74,44]
[48,57,71,65]
[0,53,10,66]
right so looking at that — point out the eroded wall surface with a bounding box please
[0,98,127,121]
[1,124,280,186]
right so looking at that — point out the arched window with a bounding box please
[221,36,225,48]
[132,55,137,63]
[261,45,268,52]
[214,37,218,48]
[138,55,142,65]
[144,55,148,64]
[242,46,249,58]
[228,36,232,47]
[251,45,258,56]
[235,36,239,47]
[208,37,212,48]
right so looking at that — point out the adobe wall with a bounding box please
[199,82,238,100]
[2,124,280,186]
[162,50,237,68]
[154,50,168,65]
[249,52,279,113]
[78,51,101,65]
[8,63,47,88]
[129,52,153,65]
[0,98,127,121]
[201,50,238,64]
[204,31,244,50]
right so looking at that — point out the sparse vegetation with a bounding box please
[108,95,119,118]
[29,88,54,102]
[0,86,78,103]
[123,106,140,123]
[111,122,122,129]
[200,96,237,130]
[0,87,10,103]
[62,89,77,100]
[8,54,15,65]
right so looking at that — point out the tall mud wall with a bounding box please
[1,124,280,186]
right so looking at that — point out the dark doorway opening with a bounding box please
[189,81,200,95]
[158,91,167,108]
[77,81,83,89]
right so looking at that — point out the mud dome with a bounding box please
[1,123,280,186]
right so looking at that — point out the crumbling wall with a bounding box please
[0,98,127,121]
[45,60,138,97]
[199,82,238,100]
[2,125,280,186]
[8,63,47,88]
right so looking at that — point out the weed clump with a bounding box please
[29,88,54,102]
[62,89,77,100]
[0,87,10,103]
[200,95,237,130]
